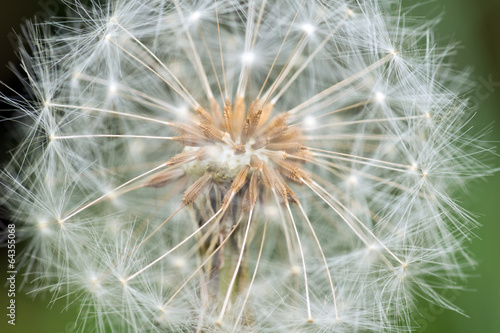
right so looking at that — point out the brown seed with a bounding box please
[250,155,264,170]
[274,177,289,202]
[223,99,235,139]
[173,135,210,147]
[233,144,247,155]
[210,98,224,127]
[200,123,225,143]
[260,162,276,189]
[171,122,201,137]
[195,106,214,125]
[259,112,289,136]
[256,101,274,131]
[241,106,262,144]
[242,171,259,212]
[143,169,185,188]
[165,149,205,168]
[283,182,299,204]
[182,174,213,205]
[269,127,303,144]
[276,160,310,183]
[265,142,303,154]
[222,165,250,208]
[233,95,246,137]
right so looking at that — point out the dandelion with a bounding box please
[1,0,494,332]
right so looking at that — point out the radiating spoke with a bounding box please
[256,0,306,100]
[51,134,175,141]
[47,103,172,127]
[60,163,169,224]
[286,202,313,322]
[289,53,395,115]
[111,19,200,107]
[125,208,224,282]
[303,179,404,266]
[296,201,339,320]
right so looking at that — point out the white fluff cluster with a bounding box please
[1,0,493,332]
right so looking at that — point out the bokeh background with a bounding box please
[0,0,498,332]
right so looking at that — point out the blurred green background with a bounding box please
[0,0,499,332]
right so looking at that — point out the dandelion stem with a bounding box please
[232,219,268,332]
[164,215,244,308]
[216,207,255,326]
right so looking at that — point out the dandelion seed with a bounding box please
[1,0,495,332]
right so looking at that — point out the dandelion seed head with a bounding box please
[1,0,494,332]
